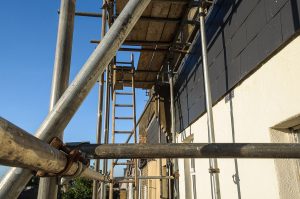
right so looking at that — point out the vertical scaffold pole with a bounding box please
[92,0,107,198]
[168,64,180,199]
[38,0,75,198]
[108,77,116,199]
[157,94,163,198]
[199,3,221,199]
[101,66,111,199]
[131,53,139,199]
[0,0,151,197]
[106,1,115,197]
[168,159,172,199]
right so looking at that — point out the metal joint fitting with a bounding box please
[200,0,213,8]
[173,171,180,179]
[209,167,220,174]
[36,137,90,178]
[232,173,240,184]
[103,175,111,183]
[101,1,109,9]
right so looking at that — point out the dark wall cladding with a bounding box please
[174,0,300,132]
[147,117,167,144]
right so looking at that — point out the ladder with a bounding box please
[109,54,139,199]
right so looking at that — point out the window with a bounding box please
[191,158,197,199]
[271,117,300,198]
[183,135,197,199]
[289,127,300,182]
[144,185,147,199]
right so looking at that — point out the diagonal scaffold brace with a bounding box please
[0,0,152,198]
[0,117,107,182]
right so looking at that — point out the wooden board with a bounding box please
[114,0,198,90]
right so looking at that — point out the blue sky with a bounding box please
[0,0,148,178]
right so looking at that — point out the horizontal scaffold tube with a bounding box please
[125,176,174,180]
[74,143,300,159]
[0,117,105,182]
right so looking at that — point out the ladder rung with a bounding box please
[116,61,132,65]
[114,162,134,165]
[115,104,133,107]
[114,130,133,134]
[115,117,134,120]
[115,92,133,95]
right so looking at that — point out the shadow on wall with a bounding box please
[225,91,242,199]
[291,0,300,30]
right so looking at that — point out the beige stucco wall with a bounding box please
[144,159,168,199]
[177,35,300,199]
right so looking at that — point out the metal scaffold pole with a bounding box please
[131,53,139,199]
[168,64,180,199]
[108,75,115,199]
[69,143,300,159]
[104,1,115,197]
[125,176,174,180]
[37,0,75,198]
[156,94,164,198]
[199,3,221,199]
[93,73,105,199]
[93,0,107,198]
[0,118,106,182]
[101,66,111,199]
[0,0,152,197]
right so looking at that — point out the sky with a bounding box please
[0,0,148,178]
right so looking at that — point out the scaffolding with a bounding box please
[0,0,300,199]
[108,54,139,199]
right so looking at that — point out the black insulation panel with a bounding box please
[174,0,300,132]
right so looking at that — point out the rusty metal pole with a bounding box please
[70,143,300,159]
[92,0,107,198]
[38,0,75,198]
[0,0,152,197]
[0,117,106,182]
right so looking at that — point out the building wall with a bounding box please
[140,164,148,199]
[147,161,159,199]
[137,1,300,198]
[138,92,170,198]
[177,35,300,198]
[140,159,168,199]
[120,190,127,199]
[270,128,300,198]
[175,0,300,132]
